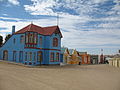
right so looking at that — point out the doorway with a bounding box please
[37,51,43,65]
[3,50,8,60]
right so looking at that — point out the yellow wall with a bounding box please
[68,50,80,64]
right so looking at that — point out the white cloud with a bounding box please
[0,15,120,53]
[8,0,19,5]
[0,0,120,54]
[24,0,110,17]
[91,0,109,4]
[24,0,56,16]
[24,0,97,16]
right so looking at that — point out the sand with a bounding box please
[0,62,120,90]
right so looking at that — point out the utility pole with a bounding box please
[57,13,59,26]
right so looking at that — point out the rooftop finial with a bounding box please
[31,21,33,24]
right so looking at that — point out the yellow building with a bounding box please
[61,47,71,64]
[108,58,120,68]
[68,49,81,64]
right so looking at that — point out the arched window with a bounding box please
[40,37,42,46]
[53,38,58,47]
[3,50,8,60]
[20,35,24,43]
[50,52,54,62]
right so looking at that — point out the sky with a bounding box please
[0,0,120,55]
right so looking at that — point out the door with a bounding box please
[3,50,8,60]
[37,51,43,65]
[19,51,23,63]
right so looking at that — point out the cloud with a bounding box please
[24,0,56,16]
[91,0,109,4]
[24,0,111,17]
[24,0,96,16]
[8,0,20,5]
[0,0,120,54]
[0,0,20,6]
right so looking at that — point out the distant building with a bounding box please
[0,24,63,65]
[60,47,70,64]
[68,49,80,64]
[90,55,98,64]
[100,54,105,64]
[79,52,91,64]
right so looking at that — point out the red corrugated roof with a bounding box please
[15,24,63,38]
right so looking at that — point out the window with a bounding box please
[20,35,24,43]
[29,34,33,43]
[40,37,42,46]
[26,34,29,43]
[19,51,23,62]
[25,32,37,48]
[50,52,54,62]
[56,53,59,61]
[13,51,16,62]
[3,50,8,60]
[53,38,58,47]
[34,52,36,62]
[29,52,32,61]
[25,52,27,61]
[37,51,43,64]
[34,33,37,44]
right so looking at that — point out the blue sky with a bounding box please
[0,0,120,55]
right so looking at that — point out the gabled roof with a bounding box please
[69,49,74,55]
[15,24,63,38]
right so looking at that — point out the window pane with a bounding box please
[53,38,58,47]
[50,52,54,62]
[30,52,32,61]
[20,35,24,43]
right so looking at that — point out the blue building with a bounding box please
[0,23,63,65]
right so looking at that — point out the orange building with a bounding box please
[79,52,91,64]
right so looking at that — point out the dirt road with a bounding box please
[0,62,120,90]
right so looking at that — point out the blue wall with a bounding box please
[0,32,61,65]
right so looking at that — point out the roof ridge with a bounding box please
[28,24,32,31]
[14,24,62,38]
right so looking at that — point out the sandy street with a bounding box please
[0,62,120,90]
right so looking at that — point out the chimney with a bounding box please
[12,25,15,34]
